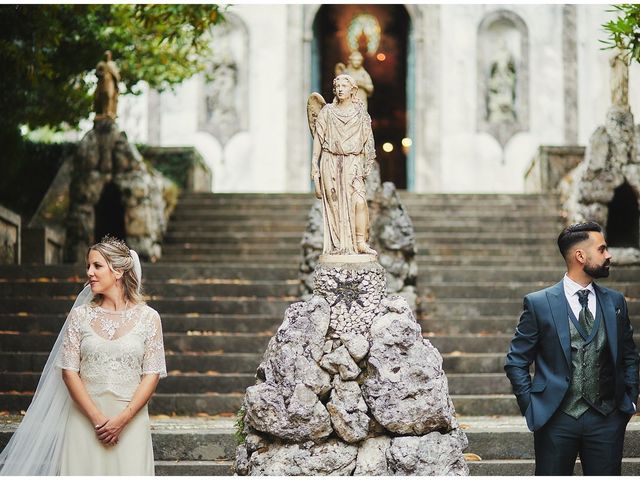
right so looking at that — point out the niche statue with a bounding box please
[307,74,377,258]
[335,51,374,110]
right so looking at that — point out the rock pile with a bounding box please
[236,262,468,476]
[65,118,177,262]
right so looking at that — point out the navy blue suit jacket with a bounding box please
[505,280,639,432]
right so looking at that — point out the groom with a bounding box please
[505,221,639,475]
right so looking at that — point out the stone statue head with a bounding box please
[332,74,359,105]
[348,51,364,69]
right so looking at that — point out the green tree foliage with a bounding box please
[0,4,224,133]
[602,4,640,63]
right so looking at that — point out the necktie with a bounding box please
[577,289,594,336]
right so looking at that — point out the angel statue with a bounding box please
[307,74,377,258]
[335,51,374,110]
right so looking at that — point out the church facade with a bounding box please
[117,4,640,193]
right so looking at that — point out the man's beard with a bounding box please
[584,260,610,278]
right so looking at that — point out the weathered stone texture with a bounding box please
[362,300,457,435]
[387,432,470,476]
[238,262,467,475]
[247,440,358,476]
[326,377,370,443]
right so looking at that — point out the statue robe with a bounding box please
[314,103,375,254]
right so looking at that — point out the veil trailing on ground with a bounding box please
[0,250,142,475]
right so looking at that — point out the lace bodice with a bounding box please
[58,303,167,400]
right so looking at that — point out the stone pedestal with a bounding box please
[236,261,468,476]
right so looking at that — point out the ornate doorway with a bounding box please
[313,5,411,189]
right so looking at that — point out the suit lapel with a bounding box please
[547,280,571,370]
[594,283,618,362]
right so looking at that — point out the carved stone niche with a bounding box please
[477,10,529,152]
[198,14,249,147]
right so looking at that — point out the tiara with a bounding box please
[99,235,131,256]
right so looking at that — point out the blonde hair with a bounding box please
[87,235,144,306]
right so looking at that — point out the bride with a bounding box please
[0,236,166,475]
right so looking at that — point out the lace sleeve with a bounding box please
[142,309,167,378]
[58,308,82,371]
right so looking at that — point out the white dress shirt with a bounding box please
[563,273,596,320]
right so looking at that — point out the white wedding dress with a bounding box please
[57,303,167,475]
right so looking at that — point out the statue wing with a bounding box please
[306,92,326,137]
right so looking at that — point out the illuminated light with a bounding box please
[382,142,394,153]
[401,137,412,147]
[376,53,386,61]
[346,14,381,54]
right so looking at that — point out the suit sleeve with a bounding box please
[505,295,539,415]
[619,294,639,405]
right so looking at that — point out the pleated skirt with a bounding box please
[60,392,154,475]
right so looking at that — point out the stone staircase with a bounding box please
[1,191,640,474]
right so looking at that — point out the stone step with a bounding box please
[421,298,640,317]
[156,461,233,476]
[461,415,640,460]
[0,298,294,315]
[0,372,256,395]
[421,282,640,300]
[416,256,564,267]
[161,244,302,255]
[0,264,299,281]
[406,210,561,219]
[0,392,245,416]
[418,266,638,283]
[165,231,559,244]
[170,212,309,222]
[0,281,299,298]
[452,394,520,416]
[468,459,640,476]
[420,317,518,335]
[165,228,306,238]
[427,335,513,354]
[167,222,308,233]
[159,254,300,265]
[0,352,263,374]
[415,246,562,258]
[0,351,502,375]
[0,332,274,354]
[0,313,282,335]
[0,371,510,396]
[443,353,505,373]
[1,392,518,417]
[3,414,640,476]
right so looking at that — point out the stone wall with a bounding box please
[524,145,585,193]
[21,226,65,264]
